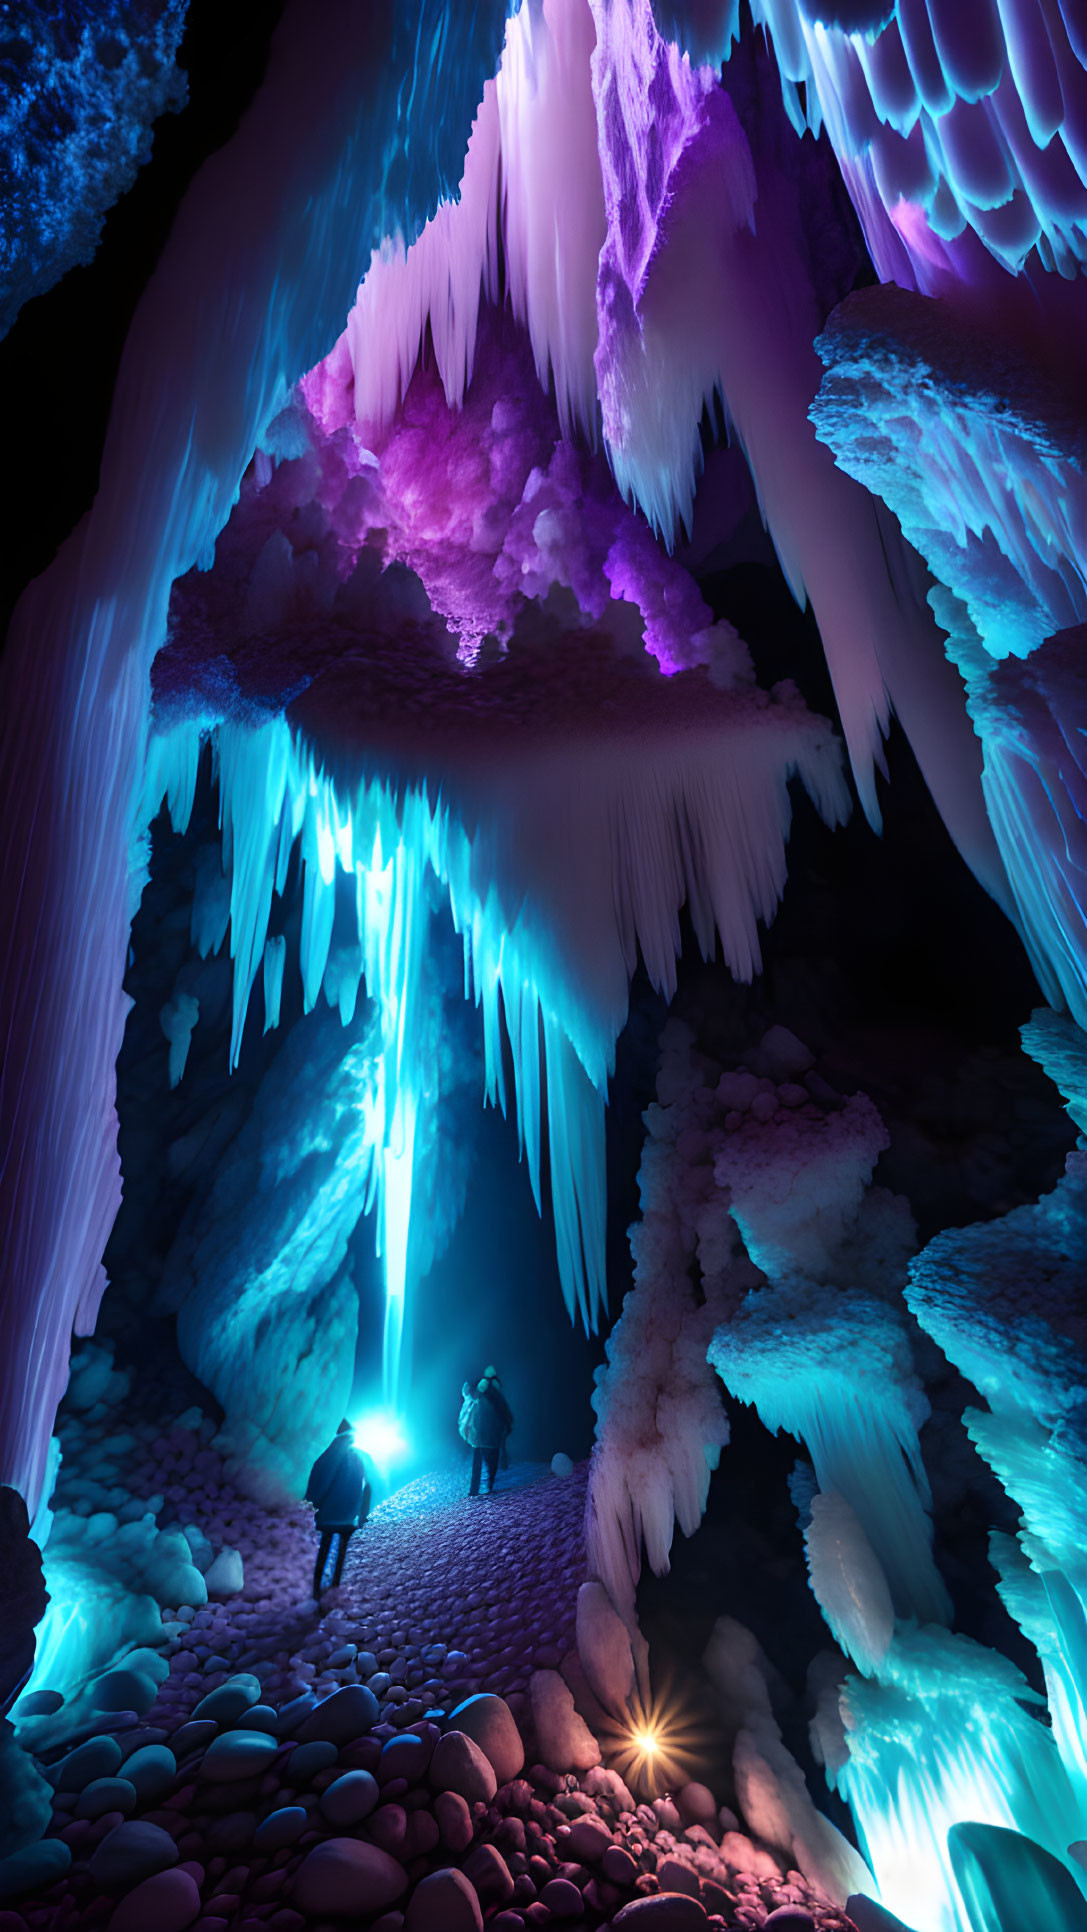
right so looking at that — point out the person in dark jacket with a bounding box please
[305,1419,371,1598]
[458,1365,514,1496]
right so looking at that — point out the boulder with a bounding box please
[564,1815,612,1864]
[575,1582,635,1718]
[551,1454,574,1478]
[428,1731,497,1805]
[191,1678,260,1726]
[462,1842,514,1904]
[379,1731,433,1784]
[528,1670,601,1774]
[293,1837,407,1917]
[76,1777,137,1820]
[405,1867,483,1932]
[447,1695,524,1784]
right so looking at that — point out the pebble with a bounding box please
[92,1668,159,1715]
[200,1730,279,1782]
[448,1694,524,1784]
[191,1680,260,1726]
[293,1837,408,1916]
[0,1840,72,1901]
[123,1745,178,1803]
[50,1735,123,1791]
[540,1875,584,1917]
[379,1732,432,1784]
[764,1912,816,1929]
[319,1770,380,1826]
[75,1776,137,1819]
[404,1867,483,1932]
[105,1867,201,1932]
[429,1730,497,1805]
[286,1740,338,1783]
[296,1685,379,1744]
[434,1790,474,1852]
[612,1895,709,1928]
[252,1807,308,1852]
[89,1821,180,1887]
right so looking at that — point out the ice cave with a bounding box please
[3,0,1087,1928]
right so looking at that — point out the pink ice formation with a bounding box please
[4,1,1087,1929]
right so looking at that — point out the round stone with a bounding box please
[106,1867,201,1932]
[612,1895,709,1928]
[286,1739,338,1783]
[319,1770,380,1827]
[17,1688,63,1716]
[51,1735,123,1791]
[541,1877,584,1918]
[434,1789,473,1852]
[378,1732,432,1784]
[404,1867,483,1932]
[296,1685,379,1745]
[123,1745,177,1804]
[763,1913,816,1929]
[201,1729,279,1782]
[447,1695,524,1785]
[191,1679,260,1726]
[293,1837,407,1916]
[91,1668,159,1715]
[252,1807,308,1852]
[89,1821,179,1888]
[428,1730,497,1805]
[76,1777,137,1820]
[0,1839,72,1901]
[564,1815,612,1864]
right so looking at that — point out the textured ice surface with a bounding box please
[0,0,510,1517]
[0,1,187,338]
[831,1626,1085,1932]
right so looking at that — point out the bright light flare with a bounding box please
[603,1679,709,1798]
[353,1409,408,1470]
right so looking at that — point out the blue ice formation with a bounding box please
[948,1821,1087,1932]
[812,287,1087,1027]
[0,0,513,1519]
[140,677,846,1433]
[0,1,188,338]
[663,0,1087,290]
[711,1281,950,1626]
[831,1627,1085,1932]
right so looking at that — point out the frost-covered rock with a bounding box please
[203,1546,244,1598]
[804,1491,894,1678]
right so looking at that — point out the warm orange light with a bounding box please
[634,1728,659,1754]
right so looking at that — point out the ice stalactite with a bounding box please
[706,1049,949,1629]
[813,284,1087,1025]
[0,0,510,1520]
[907,1008,1087,1824]
[828,1626,1086,1932]
[586,3,1009,926]
[585,1021,763,1621]
[663,0,1087,296]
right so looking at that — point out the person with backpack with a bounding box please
[458,1365,514,1496]
[305,1418,371,1598]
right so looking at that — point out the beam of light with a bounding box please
[353,1408,408,1474]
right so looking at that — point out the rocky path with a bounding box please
[1,1393,861,1932]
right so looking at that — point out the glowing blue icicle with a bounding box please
[263,936,286,1033]
[829,1626,1085,1932]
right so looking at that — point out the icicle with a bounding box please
[263,936,286,1033]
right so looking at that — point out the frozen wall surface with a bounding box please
[0,1,188,339]
[0,0,508,1521]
